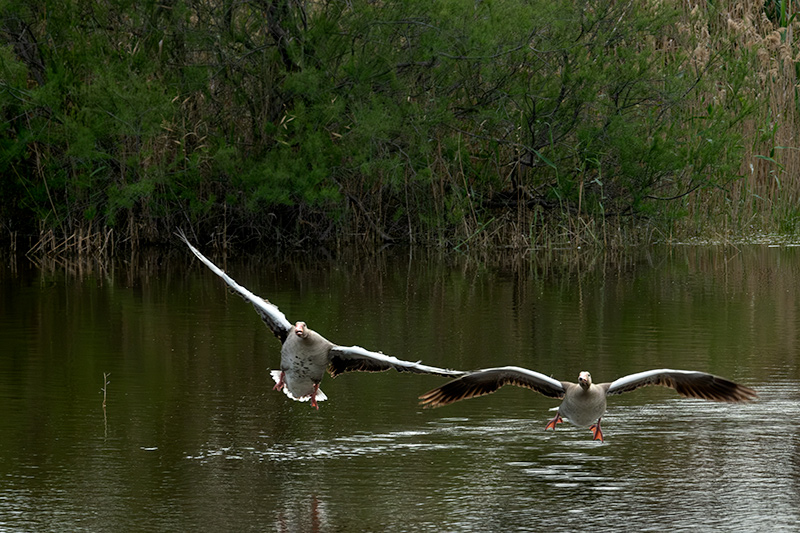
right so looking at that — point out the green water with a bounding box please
[0,245,797,531]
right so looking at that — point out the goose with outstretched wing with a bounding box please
[178,230,465,409]
[419,367,757,441]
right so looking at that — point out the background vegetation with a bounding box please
[0,0,797,252]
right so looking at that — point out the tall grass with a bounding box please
[1,0,799,254]
[681,0,799,237]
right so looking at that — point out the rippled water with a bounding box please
[0,245,798,531]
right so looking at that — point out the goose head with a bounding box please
[293,321,309,338]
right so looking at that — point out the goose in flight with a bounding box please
[178,231,465,409]
[419,367,757,441]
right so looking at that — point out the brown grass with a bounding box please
[27,225,115,258]
[682,0,799,236]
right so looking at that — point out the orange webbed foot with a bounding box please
[310,383,320,410]
[589,421,604,442]
[545,413,563,431]
[272,371,286,391]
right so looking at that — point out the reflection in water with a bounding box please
[172,386,798,530]
[275,493,329,533]
[0,245,799,530]
[190,428,468,464]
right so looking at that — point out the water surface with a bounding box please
[0,245,797,531]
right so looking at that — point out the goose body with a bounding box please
[179,230,465,408]
[419,367,757,441]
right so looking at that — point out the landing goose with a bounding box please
[178,231,464,408]
[419,367,757,441]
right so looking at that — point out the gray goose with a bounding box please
[419,367,757,441]
[179,231,465,409]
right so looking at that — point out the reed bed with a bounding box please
[27,226,116,258]
[682,0,798,236]
[1,0,798,254]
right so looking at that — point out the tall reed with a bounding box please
[682,0,799,236]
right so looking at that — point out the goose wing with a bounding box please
[419,366,566,408]
[604,368,757,402]
[178,230,292,342]
[327,345,466,378]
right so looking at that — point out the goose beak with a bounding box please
[294,322,306,337]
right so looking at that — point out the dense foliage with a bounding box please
[0,0,785,249]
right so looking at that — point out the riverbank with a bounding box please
[2,0,797,252]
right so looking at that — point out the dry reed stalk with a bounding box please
[101,372,110,409]
[682,0,799,235]
[27,223,117,258]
